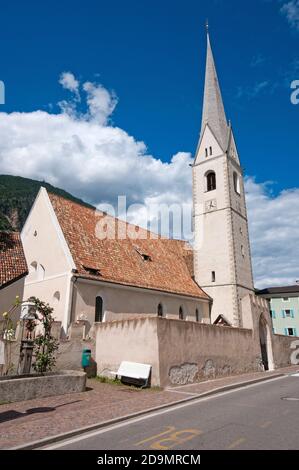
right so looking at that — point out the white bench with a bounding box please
[110,361,152,388]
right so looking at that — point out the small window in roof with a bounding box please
[83,265,101,276]
[134,245,152,262]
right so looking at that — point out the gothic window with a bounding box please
[30,261,37,273]
[179,306,184,320]
[157,303,163,318]
[37,264,45,281]
[205,148,208,158]
[206,171,216,192]
[53,291,60,305]
[95,296,103,322]
[212,271,216,282]
[233,172,241,195]
[196,308,200,322]
[209,146,213,156]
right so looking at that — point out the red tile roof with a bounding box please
[0,232,28,289]
[48,193,209,300]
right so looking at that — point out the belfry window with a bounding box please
[206,171,216,192]
[205,148,208,158]
[209,146,213,156]
[233,172,241,195]
[212,271,216,283]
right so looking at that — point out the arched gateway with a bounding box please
[259,315,274,371]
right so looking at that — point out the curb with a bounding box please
[9,372,285,450]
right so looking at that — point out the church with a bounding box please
[20,31,295,386]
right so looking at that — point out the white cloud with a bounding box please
[250,54,266,68]
[59,72,80,99]
[236,81,270,100]
[281,0,299,31]
[245,177,299,288]
[83,81,118,125]
[0,73,298,289]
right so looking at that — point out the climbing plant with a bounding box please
[28,297,59,374]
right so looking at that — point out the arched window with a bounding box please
[179,306,184,320]
[196,308,199,322]
[206,171,216,192]
[95,296,103,322]
[37,264,45,281]
[30,261,37,273]
[209,146,213,156]
[53,291,60,306]
[233,172,241,195]
[157,303,163,318]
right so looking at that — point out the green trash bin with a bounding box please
[81,348,91,368]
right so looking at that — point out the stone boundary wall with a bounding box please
[95,317,261,387]
[1,321,95,377]
[272,333,299,369]
[157,319,261,387]
[95,316,161,384]
[95,316,299,387]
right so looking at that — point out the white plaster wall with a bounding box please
[72,279,210,330]
[193,129,254,326]
[22,189,72,279]
[21,189,74,327]
[95,317,161,385]
[0,277,25,326]
[95,317,262,387]
[23,274,70,324]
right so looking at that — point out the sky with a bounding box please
[0,0,298,288]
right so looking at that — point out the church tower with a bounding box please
[193,30,254,327]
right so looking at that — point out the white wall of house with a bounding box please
[21,188,75,331]
[72,278,210,333]
[0,277,25,326]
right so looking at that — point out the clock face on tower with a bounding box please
[205,199,217,212]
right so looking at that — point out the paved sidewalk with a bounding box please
[0,365,298,449]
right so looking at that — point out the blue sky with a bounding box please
[0,0,298,191]
[0,0,298,287]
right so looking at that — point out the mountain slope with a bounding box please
[0,175,94,231]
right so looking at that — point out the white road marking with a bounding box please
[43,375,287,450]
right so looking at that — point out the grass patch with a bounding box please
[94,375,122,386]
[0,400,10,405]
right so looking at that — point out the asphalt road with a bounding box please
[45,374,299,450]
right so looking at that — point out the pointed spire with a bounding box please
[200,28,228,150]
